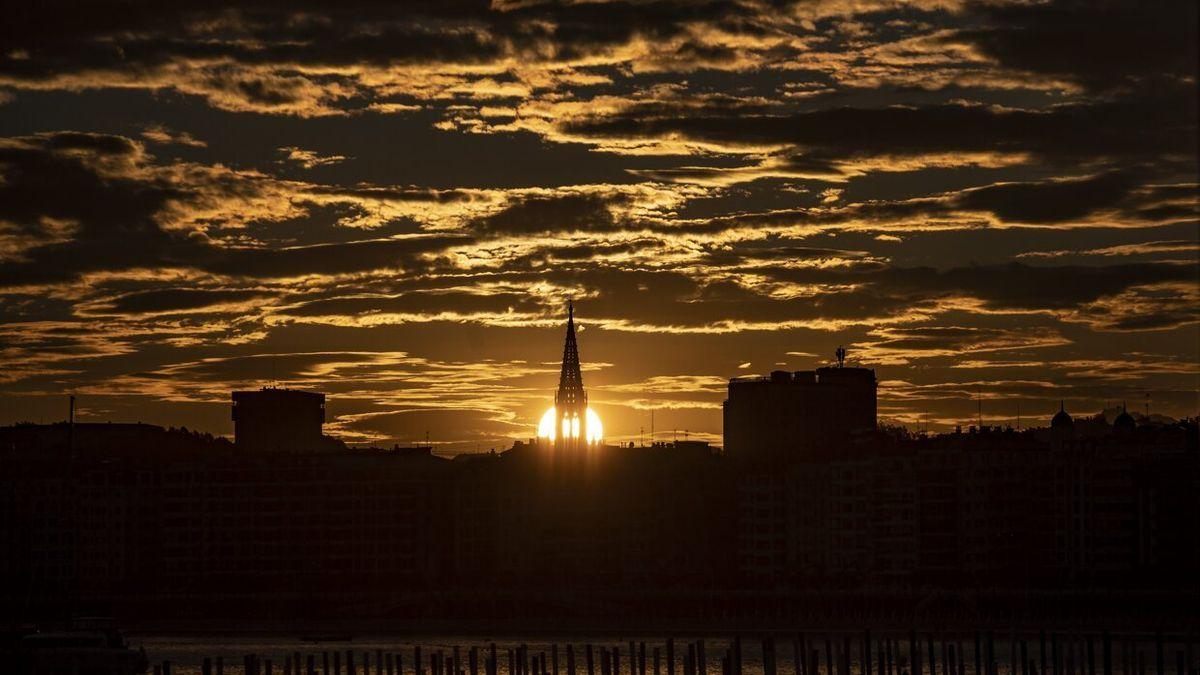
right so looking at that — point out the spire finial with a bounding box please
[556,300,585,409]
[1060,400,1064,412]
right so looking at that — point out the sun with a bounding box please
[537,406,603,443]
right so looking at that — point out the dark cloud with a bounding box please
[282,290,541,318]
[952,169,1151,224]
[958,0,1198,92]
[207,235,463,279]
[471,193,623,235]
[759,261,1195,314]
[99,289,266,314]
[0,132,466,286]
[0,132,194,285]
[562,92,1197,163]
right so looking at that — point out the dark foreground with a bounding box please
[122,632,1200,675]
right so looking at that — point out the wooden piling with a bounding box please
[1156,634,1164,675]
[864,631,872,675]
[827,638,836,675]
[1040,635,1047,675]
[697,641,706,675]
[216,656,224,675]
[668,641,676,675]
[588,645,596,675]
[568,645,577,675]
[911,633,921,675]
[654,647,661,675]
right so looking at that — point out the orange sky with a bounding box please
[0,1,1196,452]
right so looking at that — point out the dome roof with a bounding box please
[1114,404,1136,430]
[1051,401,1074,429]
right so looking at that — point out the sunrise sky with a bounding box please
[0,1,1196,451]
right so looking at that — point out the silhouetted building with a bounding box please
[724,362,876,461]
[231,387,326,453]
[1,360,1198,626]
[553,301,594,457]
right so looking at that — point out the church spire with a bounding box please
[556,300,586,408]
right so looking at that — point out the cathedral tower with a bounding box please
[555,301,590,453]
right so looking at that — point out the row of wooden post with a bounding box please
[165,633,1198,675]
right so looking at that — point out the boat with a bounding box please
[0,617,149,675]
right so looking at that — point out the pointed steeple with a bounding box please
[556,300,586,408]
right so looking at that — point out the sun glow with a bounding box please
[537,406,603,443]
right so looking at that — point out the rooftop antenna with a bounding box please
[1016,401,1021,431]
[1145,392,1150,418]
[651,409,654,445]
[835,346,846,368]
[68,395,75,453]
[977,385,982,430]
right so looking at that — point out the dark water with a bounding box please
[131,635,1189,675]
[134,636,812,675]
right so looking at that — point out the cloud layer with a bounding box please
[0,0,1196,449]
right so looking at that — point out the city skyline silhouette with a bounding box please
[1,301,1190,454]
[0,1,1197,671]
